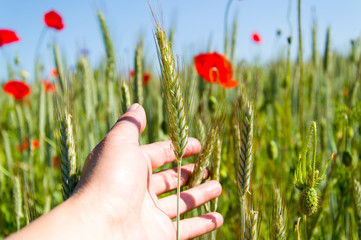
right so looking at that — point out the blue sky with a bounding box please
[1,0,361,81]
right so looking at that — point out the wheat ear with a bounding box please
[155,25,188,161]
[133,39,144,105]
[121,81,132,114]
[188,127,217,188]
[13,176,23,231]
[323,27,331,73]
[97,11,116,84]
[237,100,254,199]
[97,11,117,129]
[53,44,65,93]
[60,110,78,200]
[155,24,188,240]
[210,138,222,212]
[244,210,258,240]
[272,188,287,240]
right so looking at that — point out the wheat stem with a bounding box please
[354,179,361,239]
[298,0,304,139]
[134,39,144,105]
[53,44,65,93]
[210,138,222,212]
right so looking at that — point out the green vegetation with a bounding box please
[1,9,361,240]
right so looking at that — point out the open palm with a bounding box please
[75,104,223,240]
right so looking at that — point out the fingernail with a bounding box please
[126,103,139,112]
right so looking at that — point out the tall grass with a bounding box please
[0,8,361,240]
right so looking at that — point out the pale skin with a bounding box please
[7,103,223,240]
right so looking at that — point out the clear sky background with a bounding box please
[1,0,361,81]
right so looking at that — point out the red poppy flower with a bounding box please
[251,32,262,44]
[0,29,20,47]
[129,70,135,77]
[130,70,152,86]
[32,139,40,149]
[194,52,237,89]
[143,73,151,86]
[3,80,31,100]
[42,80,56,93]
[50,68,58,77]
[53,156,60,169]
[44,10,64,30]
[17,138,40,152]
[17,138,28,152]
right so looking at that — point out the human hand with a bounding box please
[75,103,223,239]
[8,103,223,240]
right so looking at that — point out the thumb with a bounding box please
[107,103,147,144]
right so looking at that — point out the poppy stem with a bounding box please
[34,27,47,62]
[298,0,304,139]
[224,0,233,57]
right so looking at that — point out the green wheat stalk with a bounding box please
[188,126,219,188]
[271,188,286,240]
[155,24,189,240]
[312,21,318,68]
[13,176,23,231]
[2,130,14,176]
[210,138,222,212]
[197,118,206,147]
[354,179,361,239]
[323,27,331,73]
[98,11,116,84]
[53,44,65,93]
[98,10,117,129]
[60,110,78,201]
[79,57,95,121]
[297,0,304,139]
[134,39,144,105]
[121,81,132,114]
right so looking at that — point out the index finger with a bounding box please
[140,138,201,170]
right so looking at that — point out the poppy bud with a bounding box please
[267,140,278,160]
[276,29,282,37]
[347,128,354,139]
[298,187,318,216]
[287,36,292,45]
[342,151,352,167]
[15,56,20,65]
[20,70,29,80]
[161,120,169,135]
[208,95,217,112]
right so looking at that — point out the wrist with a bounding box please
[6,187,112,240]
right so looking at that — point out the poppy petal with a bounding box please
[220,78,238,89]
[194,52,236,89]
[44,10,64,30]
[0,29,20,47]
[143,73,151,86]
[3,80,30,100]
[252,32,262,44]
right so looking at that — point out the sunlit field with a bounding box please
[1,2,361,239]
